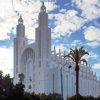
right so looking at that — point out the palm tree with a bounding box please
[64,47,89,100]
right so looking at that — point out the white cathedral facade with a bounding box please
[14,2,100,100]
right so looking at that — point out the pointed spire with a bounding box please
[59,49,61,57]
[95,72,96,76]
[54,46,56,55]
[41,1,46,12]
[18,15,23,24]
[63,51,66,57]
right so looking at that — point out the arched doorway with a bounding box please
[21,48,35,92]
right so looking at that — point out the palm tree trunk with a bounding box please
[75,66,79,100]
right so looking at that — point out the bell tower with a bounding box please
[35,2,51,63]
[14,16,27,84]
[35,2,51,93]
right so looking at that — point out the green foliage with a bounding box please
[24,93,62,100]
[47,93,62,100]
[67,95,100,100]
[0,70,100,100]
[13,82,25,96]
[0,71,13,98]
[40,93,47,100]
[64,46,89,68]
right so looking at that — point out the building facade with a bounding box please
[14,2,100,100]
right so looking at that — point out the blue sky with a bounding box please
[0,0,100,77]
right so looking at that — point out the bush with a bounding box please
[67,95,100,100]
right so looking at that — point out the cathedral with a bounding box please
[14,2,100,100]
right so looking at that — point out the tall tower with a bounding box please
[36,2,51,60]
[14,16,27,84]
[35,2,51,93]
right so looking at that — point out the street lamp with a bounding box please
[60,63,72,100]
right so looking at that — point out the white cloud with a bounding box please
[52,0,100,39]
[84,26,100,42]
[0,0,58,40]
[71,40,83,47]
[72,0,100,20]
[0,47,13,77]
[52,10,85,38]
[93,63,100,69]
[86,41,100,48]
[84,51,98,61]
[63,40,83,49]
[13,0,58,13]
[59,9,67,13]
[0,0,17,40]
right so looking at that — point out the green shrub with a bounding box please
[67,95,100,100]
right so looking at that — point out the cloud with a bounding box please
[70,40,83,47]
[52,10,85,38]
[93,63,100,69]
[0,47,13,77]
[59,9,67,13]
[86,41,100,48]
[52,0,100,39]
[72,0,100,20]
[83,26,100,42]
[64,40,83,48]
[84,51,98,61]
[0,0,58,40]
[0,0,17,40]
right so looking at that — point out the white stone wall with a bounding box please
[50,50,100,99]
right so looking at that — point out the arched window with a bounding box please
[21,48,35,91]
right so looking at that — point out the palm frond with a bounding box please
[64,54,75,62]
[79,48,89,59]
[70,48,75,54]
[65,47,89,66]
[80,59,88,65]
[68,54,75,62]
[79,46,84,51]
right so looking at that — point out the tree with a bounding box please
[64,47,89,100]
[0,70,3,91]
[13,82,25,96]
[0,70,14,100]
[3,74,13,96]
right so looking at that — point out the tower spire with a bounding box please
[18,15,23,24]
[17,15,25,37]
[39,1,48,26]
[41,1,46,12]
